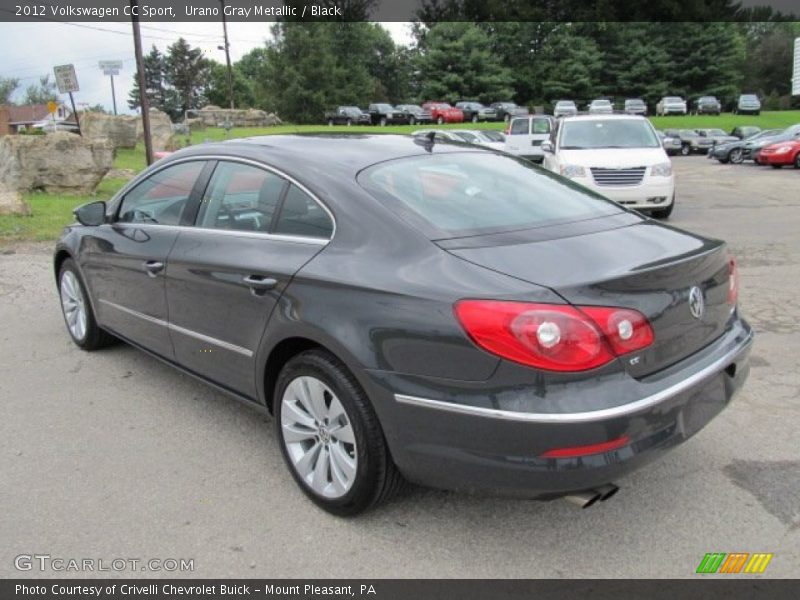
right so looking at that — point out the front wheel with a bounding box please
[408,116,416,126]
[729,148,744,164]
[327,119,334,127]
[794,153,800,169]
[346,119,352,127]
[58,259,116,350]
[472,115,479,123]
[379,117,387,127]
[437,116,444,125]
[275,349,404,516]
[680,144,691,156]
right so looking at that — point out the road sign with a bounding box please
[47,101,57,114]
[103,69,120,76]
[98,60,123,70]
[53,64,79,94]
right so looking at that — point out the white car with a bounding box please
[504,115,556,162]
[656,96,688,116]
[541,115,675,219]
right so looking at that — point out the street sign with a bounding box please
[53,64,79,94]
[99,60,123,71]
[103,69,120,76]
[47,101,57,114]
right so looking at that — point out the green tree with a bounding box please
[163,38,211,120]
[414,22,514,104]
[205,62,256,108]
[0,76,19,104]
[23,74,58,105]
[534,26,603,105]
[741,22,800,103]
[128,45,167,113]
[236,47,271,109]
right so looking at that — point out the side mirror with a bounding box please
[74,201,107,227]
[541,141,554,153]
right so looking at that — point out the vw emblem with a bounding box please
[688,286,705,319]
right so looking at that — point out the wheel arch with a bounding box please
[53,248,73,283]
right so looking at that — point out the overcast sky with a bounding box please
[0,21,414,114]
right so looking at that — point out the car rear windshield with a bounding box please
[625,99,644,105]
[560,119,660,149]
[358,152,622,239]
[741,95,758,101]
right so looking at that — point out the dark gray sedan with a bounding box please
[55,134,752,515]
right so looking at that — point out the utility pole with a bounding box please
[130,0,153,166]
[219,0,234,110]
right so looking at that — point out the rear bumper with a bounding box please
[365,318,752,498]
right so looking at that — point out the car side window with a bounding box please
[532,118,551,134]
[509,119,529,135]
[118,161,204,225]
[274,185,333,239]
[196,161,288,232]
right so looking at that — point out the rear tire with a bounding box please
[274,349,404,516]
[58,258,116,351]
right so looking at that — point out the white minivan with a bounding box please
[542,115,675,219]
[504,115,555,163]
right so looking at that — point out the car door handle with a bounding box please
[143,260,164,277]
[243,275,277,291]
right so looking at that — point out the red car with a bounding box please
[421,102,464,124]
[756,139,800,168]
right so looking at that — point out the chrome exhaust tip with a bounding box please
[563,490,602,509]
[597,483,620,502]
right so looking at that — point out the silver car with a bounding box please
[554,100,578,118]
[624,99,648,115]
[656,96,688,116]
[588,99,614,114]
[735,94,761,116]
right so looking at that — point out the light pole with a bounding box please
[219,0,234,110]
[130,0,153,165]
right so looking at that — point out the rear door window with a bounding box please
[273,185,334,239]
[509,119,530,135]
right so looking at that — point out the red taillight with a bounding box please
[454,300,654,372]
[727,255,739,305]
[540,435,630,458]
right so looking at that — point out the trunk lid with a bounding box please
[443,221,732,378]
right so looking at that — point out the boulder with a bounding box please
[136,108,177,151]
[0,184,31,216]
[196,106,282,128]
[80,112,137,149]
[0,132,114,195]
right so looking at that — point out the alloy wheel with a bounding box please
[280,376,358,499]
[729,148,743,164]
[60,271,88,341]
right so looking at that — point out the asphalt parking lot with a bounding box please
[1,157,798,579]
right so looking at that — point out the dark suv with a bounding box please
[368,104,411,126]
[455,101,498,123]
[694,96,721,115]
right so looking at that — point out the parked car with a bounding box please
[656,96,688,116]
[693,96,721,115]
[731,126,761,140]
[554,100,578,118]
[588,99,614,114]
[455,101,498,123]
[395,104,433,126]
[695,128,738,145]
[324,106,371,126]
[756,138,800,168]
[656,130,682,155]
[744,127,800,162]
[542,115,676,218]
[734,94,761,116]
[490,101,528,122]
[504,115,556,163]
[412,129,505,150]
[55,133,752,514]
[664,128,715,156]
[623,98,647,115]
[707,129,783,164]
[422,102,464,125]
[367,103,411,126]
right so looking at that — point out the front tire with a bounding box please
[472,114,479,123]
[408,116,416,126]
[275,349,403,516]
[729,148,744,164]
[437,116,444,125]
[794,153,800,169]
[680,144,691,156]
[379,117,387,127]
[58,259,115,350]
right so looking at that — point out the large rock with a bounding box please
[0,132,114,195]
[136,108,177,151]
[80,112,137,149]
[196,106,282,128]
[0,184,31,216]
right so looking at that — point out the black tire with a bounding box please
[379,117,387,127]
[471,114,479,123]
[651,197,675,220]
[346,119,352,127]
[327,118,334,127]
[408,116,416,126]
[794,153,800,169]
[504,114,510,123]
[771,164,782,169]
[437,116,444,125]
[729,148,744,164]
[58,258,116,351]
[274,349,404,516]
[755,111,760,116]
[680,144,691,156]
